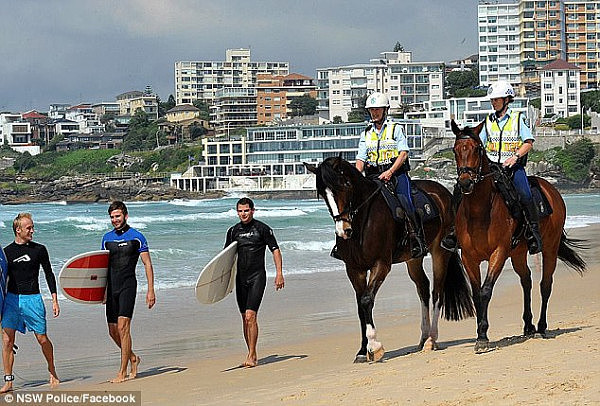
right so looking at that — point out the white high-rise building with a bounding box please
[478,1,522,90]
[316,51,444,122]
[175,49,289,106]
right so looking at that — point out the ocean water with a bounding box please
[0,193,597,296]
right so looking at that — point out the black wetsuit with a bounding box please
[4,241,56,295]
[225,219,279,313]
[101,224,148,322]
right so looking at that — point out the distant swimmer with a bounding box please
[225,197,284,367]
[102,201,156,383]
[1,213,60,393]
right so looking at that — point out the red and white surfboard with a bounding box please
[59,250,109,304]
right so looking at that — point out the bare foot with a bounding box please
[49,373,60,388]
[0,382,13,393]
[242,355,257,368]
[129,356,141,379]
[109,374,130,383]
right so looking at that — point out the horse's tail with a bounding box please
[557,230,587,275]
[442,251,475,321]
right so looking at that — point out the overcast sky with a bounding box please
[1,0,479,112]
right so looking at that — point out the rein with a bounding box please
[332,182,382,223]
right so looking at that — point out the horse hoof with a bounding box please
[354,355,368,364]
[367,346,385,362]
[474,339,490,354]
[523,326,536,337]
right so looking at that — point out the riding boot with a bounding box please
[523,200,542,255]
[440,183,462,251]
[330,244,342,260]
[406,210,428,258]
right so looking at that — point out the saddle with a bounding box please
[490,166,553,248]
[375,179,439,224]
[491,167,553,221]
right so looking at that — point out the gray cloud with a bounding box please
[0,0,478,112]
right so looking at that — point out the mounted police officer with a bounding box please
[355,92,427,258]
[482,81,542,254]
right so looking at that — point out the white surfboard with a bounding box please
[195,242,238,304]
[59,250,110,304]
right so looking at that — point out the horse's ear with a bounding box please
[338,152,343,159]
[304,162,318,174]
[451,120,461,137]
[473,120,485,139]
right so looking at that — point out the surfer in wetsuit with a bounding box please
[102,201,156,383]
[1,213,60,393]
[225,197,284,367]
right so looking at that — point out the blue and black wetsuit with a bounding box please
[225,219,279,313]
[101,224,148,322]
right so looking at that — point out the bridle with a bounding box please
[454,135,490,185]
[328,180,382,225]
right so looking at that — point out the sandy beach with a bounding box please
[7,224,600,405]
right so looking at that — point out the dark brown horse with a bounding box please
[305,156,473,362]
[451,120,587,352]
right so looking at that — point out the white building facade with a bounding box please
[540,59,581,117]
[175,48,289,106]
[316,51,445,122]
[478,1,522,89]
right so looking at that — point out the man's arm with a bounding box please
[272,248,284,290]
[40,246,60,317]
[140,251,156,309]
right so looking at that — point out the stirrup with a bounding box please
[440,234,458,252]
[330,245,342,260]
[3,375,14,382]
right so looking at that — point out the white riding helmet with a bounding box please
[365,92,390,109]
[487,81,515,99]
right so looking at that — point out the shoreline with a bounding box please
[9,224,600,404]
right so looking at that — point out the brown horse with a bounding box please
[451,120,587,353]
[305,156,473,362]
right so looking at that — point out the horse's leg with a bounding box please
[510,251,536,336]
[473,252,508,353]
[345,266,369,363]
[537,252,558,336]
[362,261,392,362]
[406,258,431,350]
[426,248,453,351]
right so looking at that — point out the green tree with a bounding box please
[44,134,65,152]
[159,94,176,117]
[347,110,368,123]
[566,114,591,130]
[393,42,405,52]
[580,90,600,113]
[289,94,317,117]
[192,99,211,121]
[446,68,481,97]
[530,98,541,109]
[14,152,36,172]
[332,115,343,124]
[554,138,596,182]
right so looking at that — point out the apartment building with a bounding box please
[479,0,599,94]
[175,48,289,106]
[565,0,600,89]
[478,1,523,89]
[116,91,159,119]
[540,59,581,117]
[316,51,446,122]
[256,73,317,124]
[0,113,39,154]
[210,87,257,136]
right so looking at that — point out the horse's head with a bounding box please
[451,120,486,195]
[304,156,362,239]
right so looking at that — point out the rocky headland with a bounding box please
[0,158,597,205]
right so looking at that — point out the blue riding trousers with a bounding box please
[394,172,416,215]
[512,165,533,204]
